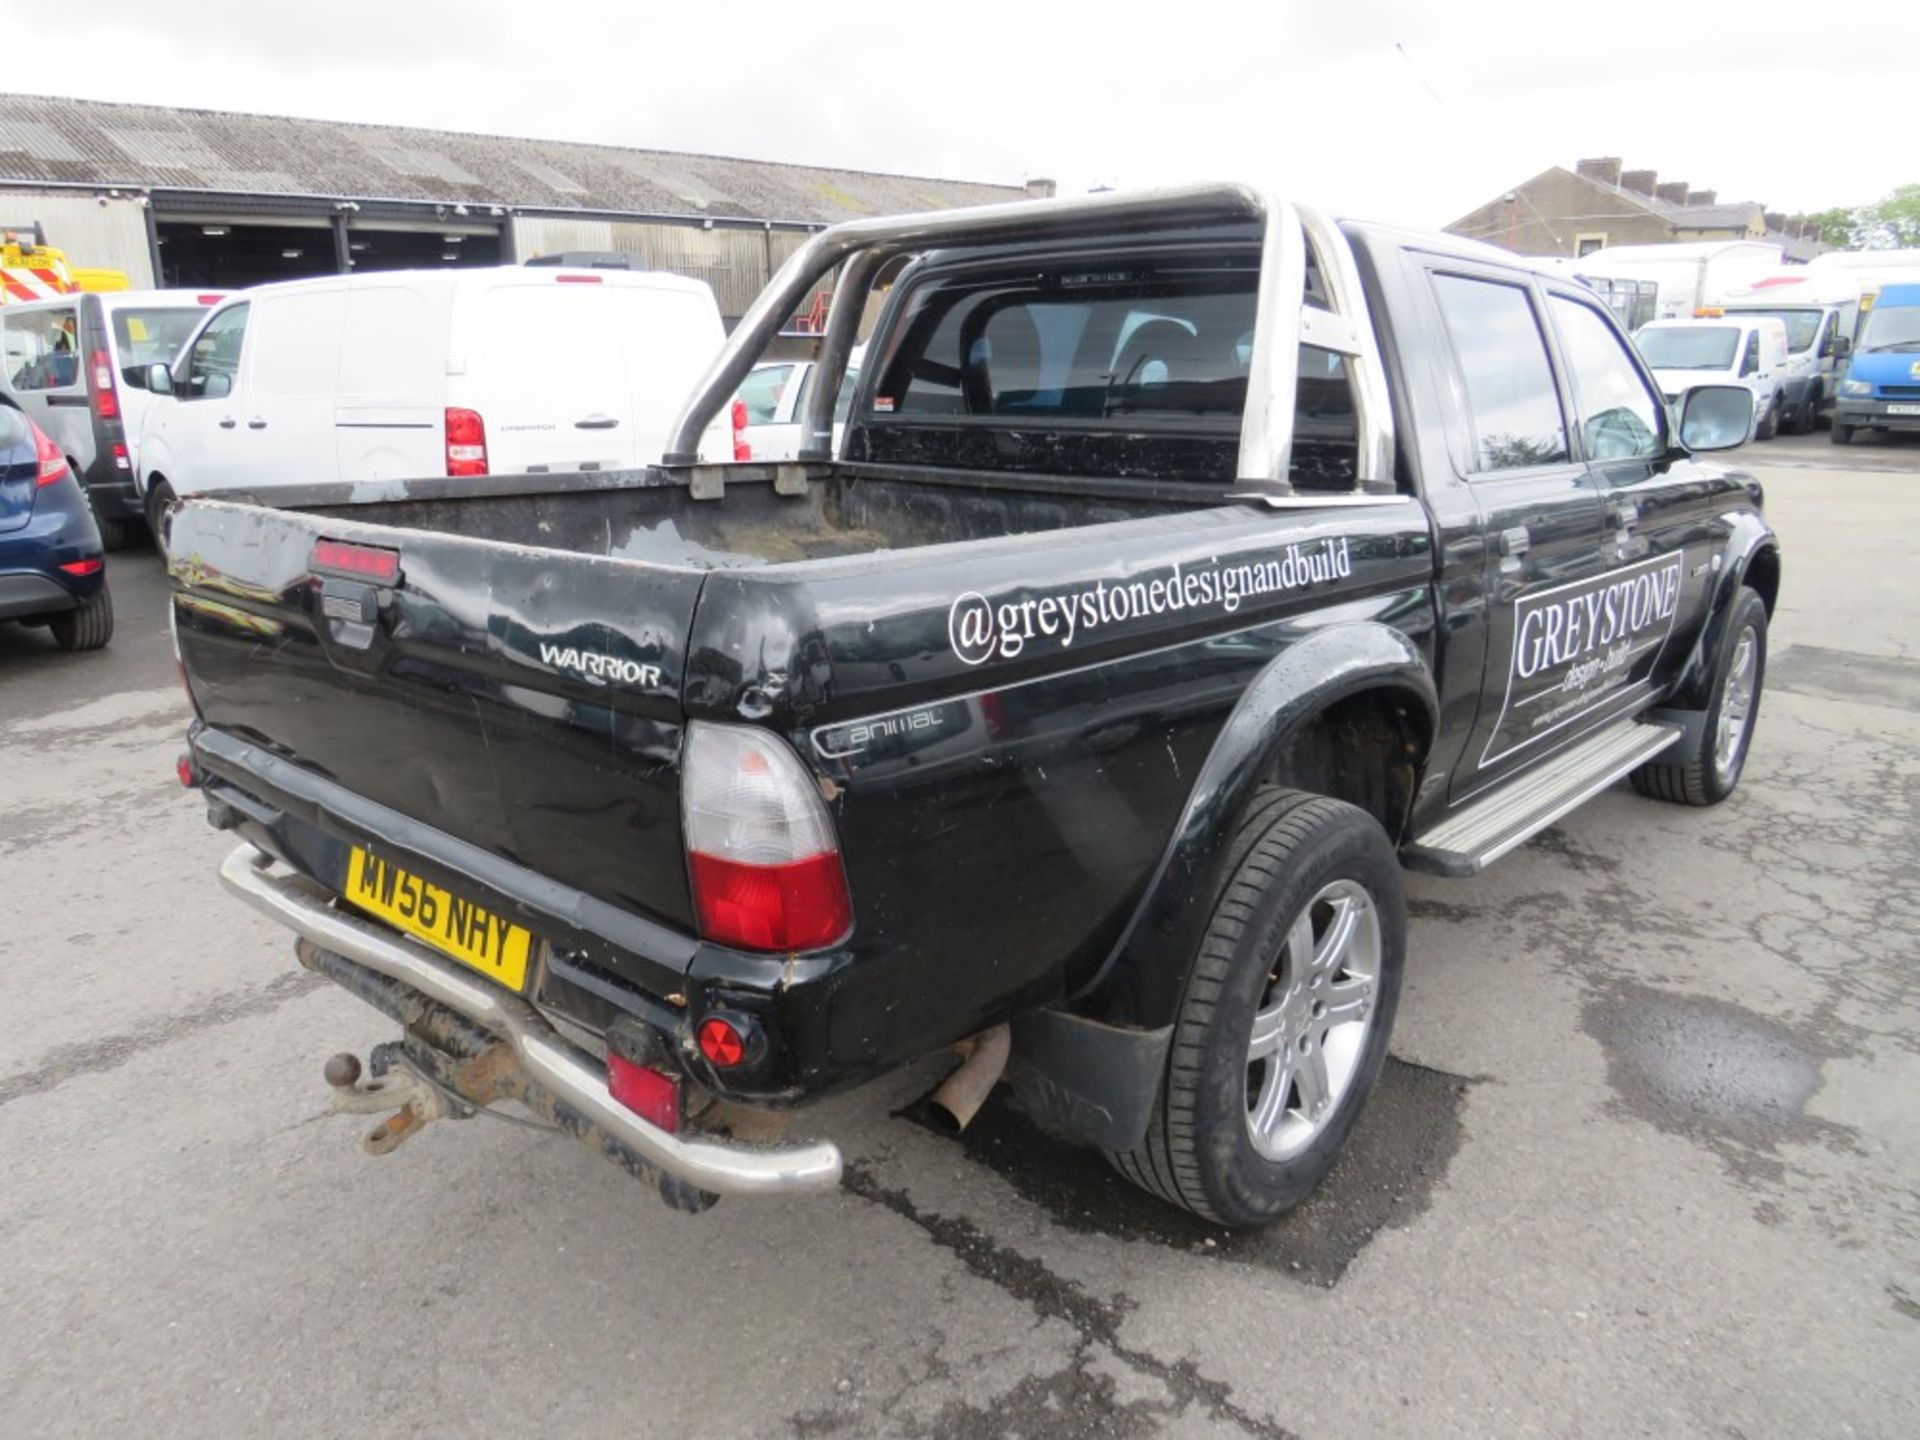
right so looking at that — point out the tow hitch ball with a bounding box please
[323,1049,460,1156]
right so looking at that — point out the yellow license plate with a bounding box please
[345,848,534,990]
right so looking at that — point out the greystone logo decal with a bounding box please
[1479,551,1685,768]
[948,538,1354,666]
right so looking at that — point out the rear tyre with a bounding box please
[1788,392,1818,436]
[1755,397,1781,441]
[49,583,113,652]
[1107,788,1405,1227]
[1630,588,1766,807]
[1830,422,1853,445]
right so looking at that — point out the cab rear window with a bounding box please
[856,252,1358,489]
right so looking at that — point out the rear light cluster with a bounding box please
[445,407,488,477]
[88,349,120,421]
[30,423,67,488]
[58,557,103,577]
[682,722,851,952]
[731,398,751,461]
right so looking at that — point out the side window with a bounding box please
[1739,333,1760,378]
[183,304,249,400]
[1431,274,1570,472]
[3,306,81,392]
[1548,296,1663,461]
[737,364,794,424]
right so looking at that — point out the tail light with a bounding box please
[445,407,488,477]
[683,722,851,952]
[731,398,751,461]
[110,440,129,472]
[88,348,120,420]
[59,557,104,576]
[30,423,67,487]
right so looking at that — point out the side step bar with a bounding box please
[218,844,844,1198]
[1401,719,1681,877]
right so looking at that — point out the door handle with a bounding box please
[1498,525,1531,557]
[1607,499,1640,529]
[218,417,237,429]
[573,415,620,430]
[246,418,268,430]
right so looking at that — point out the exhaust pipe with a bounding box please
[929,1024,1010,1133]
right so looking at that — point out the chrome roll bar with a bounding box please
[661,182,1396,500]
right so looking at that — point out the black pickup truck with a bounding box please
[172,185,1778,1226]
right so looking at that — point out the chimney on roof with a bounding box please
[1620,169,1657,196]
[1575,156,1624,187]
[1656,181,1690,206]
[1686,189,1717,207]
[1024,177,1056,200]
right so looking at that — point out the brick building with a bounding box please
[1446,157,1827,261]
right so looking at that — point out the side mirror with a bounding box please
[146,363,175,396]
[1678,385,1754,452]
[1832,335,1852,360]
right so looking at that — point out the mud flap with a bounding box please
[1006,1009,1172,1151]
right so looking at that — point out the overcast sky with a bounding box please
[18,0,1918,225]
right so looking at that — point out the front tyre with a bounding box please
[1108,789,1405,1227]
[1631,587,1767,807]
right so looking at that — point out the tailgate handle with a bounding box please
[574,414,620,430]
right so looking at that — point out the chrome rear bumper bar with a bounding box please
[218,843,844,1198]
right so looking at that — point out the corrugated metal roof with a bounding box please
[0,93,1024,222]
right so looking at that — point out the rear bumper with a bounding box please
[0,570,79,619]
[218,843,844,1198]
[79,456,141,519]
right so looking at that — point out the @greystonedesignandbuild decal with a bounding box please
[1479,550,1685,768]
[948,538,1355,666]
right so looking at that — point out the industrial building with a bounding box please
[0,93,1035,323]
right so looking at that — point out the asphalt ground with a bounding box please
[1,432,1915,1438]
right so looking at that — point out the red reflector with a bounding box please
[111,441,129,471]
[445,406,488,477]
[697,1016,747,1068]
[311,538,401,584]
[175,753,198,789]
[606,1053,680,1132]
[59,557,105,576]
[731,398,751,461]
[554,273,603,284]
[688,850,851,953]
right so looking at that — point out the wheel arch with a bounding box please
[1660,521,1779,713]
[1070,622,1435,1033]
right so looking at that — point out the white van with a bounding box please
[1633,315,1792,440]
[1720,273,1864,433]
[139,266,731,526]
[1,289,225,545]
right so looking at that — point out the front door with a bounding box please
[1544,288,1718,696]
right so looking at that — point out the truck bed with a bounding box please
[300,466,1196,571]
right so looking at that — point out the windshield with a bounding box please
[1635,325,1740,371]
[1727,308,1821,352]
[1858,304,1920,353]
[112,308,209,368]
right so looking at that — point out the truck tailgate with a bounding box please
[171,498,704,934]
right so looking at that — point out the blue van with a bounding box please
[1833,282,1920,444]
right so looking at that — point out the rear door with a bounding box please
[462,274,634,473]
[1,301,89,468]
[1424,265,1613,799]
[612,283,728,464]
[335,281,444,482]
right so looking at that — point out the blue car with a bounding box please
[0,400,113,651]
